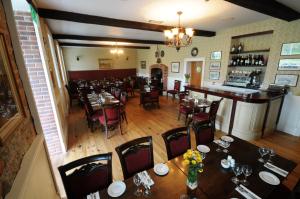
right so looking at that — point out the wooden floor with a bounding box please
[65,93,300,190]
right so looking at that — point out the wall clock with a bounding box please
[191,47,198,57]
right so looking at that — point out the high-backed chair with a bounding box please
[178,91,194,125]
[99,103,122,138]
[83,100,101,132]
[161,127,191,160]
[167,80,181,100]
[192,120,214,145]
[120,92,128,123]
[142,89,160,108]
[190,98,223,130]
[58,153,112,199]
[115,136,154,179]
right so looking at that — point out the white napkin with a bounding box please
[235,185,261,199]
[138,171,154,187]
[87,192,100,199]
[264,162,289,177]
[213,140,227,148]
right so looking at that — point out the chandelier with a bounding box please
[110,44,124,55]
[164,11,194,52]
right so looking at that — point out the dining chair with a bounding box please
[142,89,160,108]
[192,120,215,145]
[84,101,101,132]
[99,103,122,138]
[161,126,191,160]
[115,136,154,179]
[178,92,194,125]
[58,153,112,199]
[167,80,181,100]
[190,98,223,131]
[120,92,128,123]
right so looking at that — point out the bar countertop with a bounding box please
[185,85,285,103]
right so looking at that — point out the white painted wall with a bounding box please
[62,47,138,71]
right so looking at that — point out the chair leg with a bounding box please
[178,112,181,120]
[105,125,109,139]
[167,93,168,99]
[119,122,123,135]
[123,112,128,124]
[184,114,188,126]
[172,94,175,101]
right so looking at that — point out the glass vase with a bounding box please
[186,166,198,190]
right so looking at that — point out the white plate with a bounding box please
[259,171,280,185]
[197,145,210,153]
[154,163,169,176]
[107,181,126,197]
[221,136,234,142]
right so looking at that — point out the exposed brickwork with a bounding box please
[14,11,63,156]
[150,64,168,91]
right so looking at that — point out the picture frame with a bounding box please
[98,58,113,69]
[171,62,180,73]
[281,42,300,56]
[210,62,221,70]
[211,51,222,60]
[209,71,220,80]
[140,61,146,69]
[278,59,300,71]
[0,34,24,144]
[274,74,298,87]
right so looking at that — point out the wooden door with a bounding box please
[190,61,202,86]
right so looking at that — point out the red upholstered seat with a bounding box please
[115,136,154,179]
[193,112,209,122]
[162,127,191,160]
[58,153,112,199]
[167,80,181,100]
[99,103,122,138]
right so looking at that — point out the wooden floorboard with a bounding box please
[64,93,300,190]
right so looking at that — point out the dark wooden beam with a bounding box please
[225,0,300,21]
[53,34,165,45]
[38,8,216,37]
[59,42,150,49]
[26,0,38,13]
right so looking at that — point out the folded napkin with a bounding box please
[235,185,261,199]
[138,171,154,187]
[213,140,227,148]
[87,191,100,199]
[264,162,289,177]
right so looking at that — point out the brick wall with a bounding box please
[14,11,63,156]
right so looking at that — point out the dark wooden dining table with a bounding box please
[87,92,120,111]
[92,136,296,199]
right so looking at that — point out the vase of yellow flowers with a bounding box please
[183,149,203,190]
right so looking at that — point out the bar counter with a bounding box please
[185,85,285,140]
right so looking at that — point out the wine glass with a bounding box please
[231,165,243,184]
[221,138,231,153]
[133,174,142,196]
[216,141,222,152]
[268,148,276,163]
[241,165,252,186]
[258,147,269,163]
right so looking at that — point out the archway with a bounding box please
[149,64,168,91]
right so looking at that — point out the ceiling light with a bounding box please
[164,11,194,52]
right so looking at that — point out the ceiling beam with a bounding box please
[38,8,216,37]
[225,0,300,21]
[53,34,165,45]
[59,43,150,49]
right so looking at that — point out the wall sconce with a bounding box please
[76,56,81,61]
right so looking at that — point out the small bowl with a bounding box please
[221,159,230,169]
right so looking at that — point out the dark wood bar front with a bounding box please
[184,85,286,139]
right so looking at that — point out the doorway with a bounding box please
[190,61,203,87]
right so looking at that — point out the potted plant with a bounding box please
[184,73,191,84]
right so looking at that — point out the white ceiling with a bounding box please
[34,0,299,46]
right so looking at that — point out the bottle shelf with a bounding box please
[230,49,270,55]
[228,65,267,68]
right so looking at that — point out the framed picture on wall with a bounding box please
[278,59,300,71]
[274,74,298,87]
[140,61,146,69]
[211,51,222,60]
[281,42,300,56]
[0,34,24,144]
[98,58,113,69]
[171,62,180,73]
[209,71,220,80]
[210,62,221,70]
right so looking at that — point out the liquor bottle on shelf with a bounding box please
[237,43,243,53]
[255,55,259,66]
[233,56,237,66]
[231,45,236,53]
[237,56,240,66]
[240,56,244,66]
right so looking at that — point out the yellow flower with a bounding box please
[196,157,202,163]
[191,160,196,165]
[183,153,188,160]
[183,160,190,165]
[198,169,203,173]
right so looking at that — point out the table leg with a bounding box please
[228,100,237,135]
[276,96,285,126]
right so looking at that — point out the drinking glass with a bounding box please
[143,184,152,198]
[133,174,142,196]
[241,165,252,186]
[216,141,222,152]
[231,165,243,184]
[258,147,269,163]
[221,138,231,153]
[268,148,276,163]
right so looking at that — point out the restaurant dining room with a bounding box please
[1,0,300,198]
